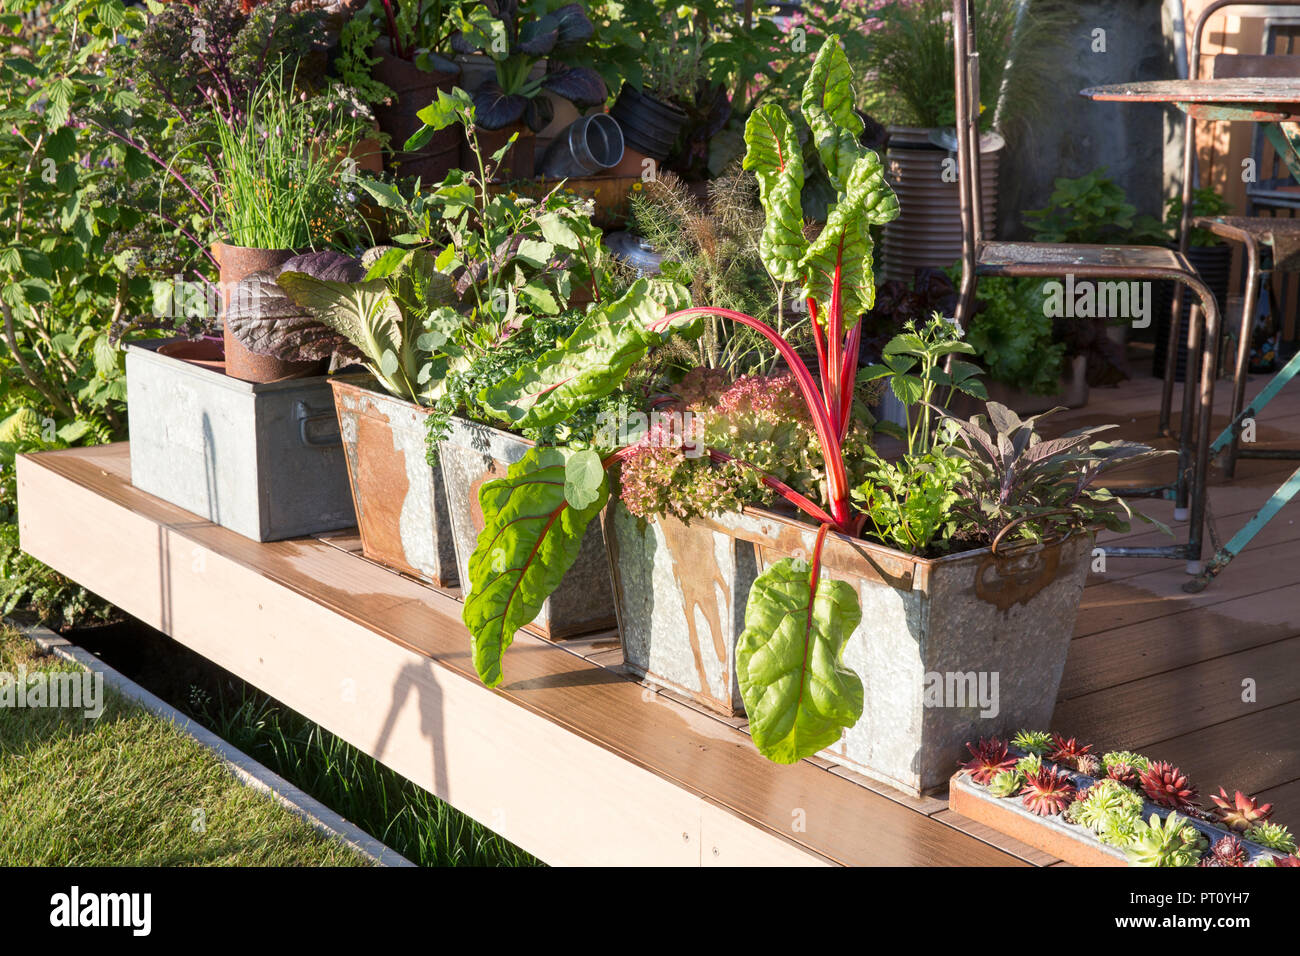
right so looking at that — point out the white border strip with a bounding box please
[9,619,415,868]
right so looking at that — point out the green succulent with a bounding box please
[1097,806,1144,848]
[1073,779,1144,831]
[1125,812,1208,867]
[1012,730,1053,756]
[1102,751,1151,774]
[988,770,1024,798]
[1253,856,1278,867]
[1245,822,1297,853]
[1015,753,1042,776]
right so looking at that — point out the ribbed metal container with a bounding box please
[439,416,617,640]
[126,340,355,542]
[606,502,1092,795]
[330,377,458,587]
[880,127,1001,284]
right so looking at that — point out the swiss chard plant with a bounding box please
[460,36,901,763]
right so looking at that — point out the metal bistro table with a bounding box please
[1082,77,1300,588]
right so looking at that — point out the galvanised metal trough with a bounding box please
[606,502,1093,795]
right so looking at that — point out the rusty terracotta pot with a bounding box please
[438,415,616,640]
[329,376,458,587]
[465,124,536,182]
[605,502,1093,795]
[372,39,462,184]
[213,242,326,383]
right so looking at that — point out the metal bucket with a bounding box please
[879,126,1001,284]
[439,416,617,640]
[605,502,1092,795]
[330,377,458,587]
[126,340,356,542]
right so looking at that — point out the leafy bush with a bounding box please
[963,276,1065,395]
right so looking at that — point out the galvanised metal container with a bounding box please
[439,416,617,640]
[330,377,458,588]
[126,340,355,542]
[605,502,1093,796]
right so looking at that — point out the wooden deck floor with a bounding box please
[14,361,1300,865]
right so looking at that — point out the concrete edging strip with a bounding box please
[9,618,415,868]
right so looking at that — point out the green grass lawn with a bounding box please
[0,626,369,866]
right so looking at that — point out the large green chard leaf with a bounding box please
[736,558,864,763]
[799,152,899,318]
[800,36,865,191]
[477,277,693,429]
[742,103,807,283]
[463,446,609,687]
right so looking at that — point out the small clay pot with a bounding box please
[158,337,226,373]
[372,38,462,184]
[213,242,325,383]
[467,124,536,182]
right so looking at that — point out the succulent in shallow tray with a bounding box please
[988,770,1024,798]
[960,737,1018,785]
[1209,788,1274,832]
[1046,733,1092,770]
[1011,730,1053,756]
[1199,835,1248,867]
[1125,812,1208,867]
[1244,821,1297,854]
[1019,767,1077,817]
[1139,761,1199,811]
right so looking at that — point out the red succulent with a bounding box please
[960,737,1018,785]
[1199,835,1247,867]
[1273,855,1300,867]
[1209,788,1273,832]
[1019,767,1077,817]
[1047,733,1092,769]
[1074,753,1101,778]
[1107,762,1139,788]
[1140,761,1199,810]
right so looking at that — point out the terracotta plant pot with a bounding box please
[213,242,326,384]
[372,38,462,184]
[330,377,458,587]
[439,416,616,640]
[465,124,536,182]
[606,503,1093,795]
[157,337,226,373]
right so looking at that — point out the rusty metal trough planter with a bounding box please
[439,416,617,640]
[606,503,1093,795]
[330,377,458,587]
[949,768,1279,867]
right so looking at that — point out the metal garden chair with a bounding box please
[1172,0,1300,479]
[950,0,1224,570]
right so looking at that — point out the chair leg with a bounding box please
[1225,236,1262,478]
[1188,287,1222,575]
[1175,300,1203,519]
[1160,284,1184,438]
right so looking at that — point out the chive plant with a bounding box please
[211,69,364,251]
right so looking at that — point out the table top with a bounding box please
[1082,76,1300,106]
